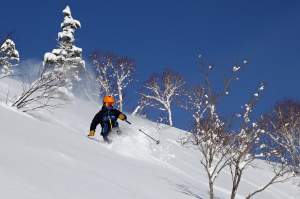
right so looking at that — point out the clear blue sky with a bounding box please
[1,0,300,129]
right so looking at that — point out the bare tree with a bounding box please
[225,84,295,199]
[184,107,232,199]
[90,52,135,111]
[239,99,300,199]
[139,69,185,126]
[185,57,244,124]
[226,84,266,199]
[114,56,135,111]
[131,96,151,116]
[11,65,69,112]
[245,140,296,199]
[182,57,273,199]
[90,52,114,96]
[260,100,300,171]
[182,60,244,199]
[184,57,293,199]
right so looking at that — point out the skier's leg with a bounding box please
[101,123,111,143]
[113,121,119,128]
[112,121,121,134]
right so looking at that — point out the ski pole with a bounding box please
[138,128,160,144]
[126,120,132,125]
[125,120,160,144]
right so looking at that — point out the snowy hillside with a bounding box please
[0,78,299,199]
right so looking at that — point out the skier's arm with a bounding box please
[90,111,103,131]
[116,110,127,121]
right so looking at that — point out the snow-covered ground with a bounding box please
[0,78,299,199]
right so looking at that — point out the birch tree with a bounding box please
[226,84,296,199]
[90,52,114,96]
[182,56,296,198]
[139,69,184,126]
[182,61,243,199]
[227,84,265,199]
[184,107,232,199]
[90,52,135,111]
[131,96,151,116]
[261,99,300,171]
[113,56,134,111]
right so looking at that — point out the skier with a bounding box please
[88,95,127,143]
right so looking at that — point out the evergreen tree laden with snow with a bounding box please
[0,38,19,78]
[11,6,83,112]
[43,5,85,90]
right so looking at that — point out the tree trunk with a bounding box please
[167,106,173,126]
[230,167,242,199]
[132,105,141,116]
[209,179,214,199]
[230,186,237,199]
[118,86,123,111]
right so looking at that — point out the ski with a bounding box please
[87,136,112,144]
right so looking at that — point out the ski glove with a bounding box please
[118,113,127,121]
[88,130,95,137]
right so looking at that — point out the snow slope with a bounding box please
[0,78,299,199]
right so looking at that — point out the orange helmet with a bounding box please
[103,95,115,105]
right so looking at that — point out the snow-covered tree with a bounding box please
[11,6,84,112]
[183,58,294,199]
[225,84,296,199]
[226,84,265,199]
[90,52,135,111]
[260,99,300,173]
[0,38,19,78]
[90,52,113,96]
[114,57,135,111]
[131,97,151,116]
[139,69,184,126]
[43,5,85,90]
[184,106,232,199]
[182,61,243,199]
